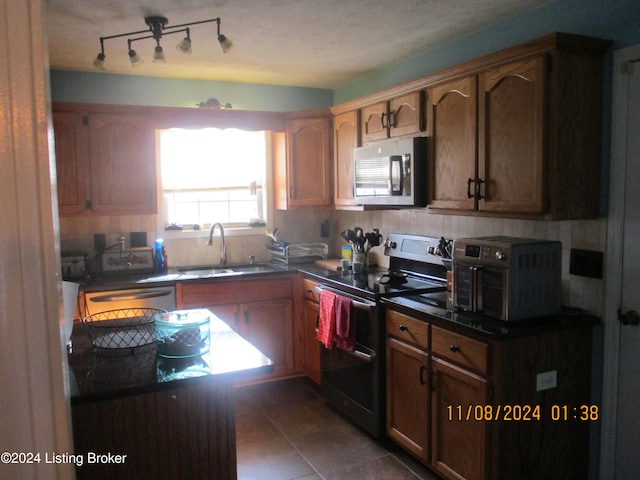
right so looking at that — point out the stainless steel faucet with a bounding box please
[207,222,227,265]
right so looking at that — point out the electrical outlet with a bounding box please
[536,370,557,391]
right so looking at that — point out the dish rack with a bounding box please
[267,242,328,264]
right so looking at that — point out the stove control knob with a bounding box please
[495,250,507,261]
[384,240,397,249]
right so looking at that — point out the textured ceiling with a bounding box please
[45,0,552,89]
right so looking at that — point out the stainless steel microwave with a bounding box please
[452,236,562,321]
[353,137,427,206]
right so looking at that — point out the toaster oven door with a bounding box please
[454,263,508,320]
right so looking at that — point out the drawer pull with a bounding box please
[399,325,408,332]
[306,288,313,294]
[450,345,461,353]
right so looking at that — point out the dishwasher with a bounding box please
[83,286,176,315]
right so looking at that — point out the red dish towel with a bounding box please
[316,290,337,348]
[335,294,355,352]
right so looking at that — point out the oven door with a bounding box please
[316,285,384,438]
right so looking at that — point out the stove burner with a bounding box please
[375,272,408,285]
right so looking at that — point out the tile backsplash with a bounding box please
[59,209,607,316]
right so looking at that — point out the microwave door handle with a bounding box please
[390,156,403,195]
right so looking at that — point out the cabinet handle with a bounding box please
[306,288,313,294]
[244,310,249,325]
[234,311,239,328]
[388,110,396,128]
[289,186,294,199]
[467,178,475,199]
[381,112,387,129]
[450,345,461,353]
[399,325,408,332]
[419,365,427,385]
[476,178,485,200]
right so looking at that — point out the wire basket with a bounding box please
[83,308,167,353]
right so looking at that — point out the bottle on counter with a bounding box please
[154,239,166,272]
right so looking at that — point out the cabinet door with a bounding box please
[333,110,360,207]
[427,76,478,211]
[478,56,546,214]
[431,357,488,480]
[390,91,424,137]
[386,337,430,463]
[286,117,331,207]
[88,113,157,215]
[242,298,294,375]
[302,299,321,384]
[207,304,241,332]
[361,101,389,142]
[53,111,91,216]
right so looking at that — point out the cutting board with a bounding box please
[315,258,343,271]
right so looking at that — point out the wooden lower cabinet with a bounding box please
[386,306,594,480]
[177,275,297,380]
[386,337,430,463]
[430,357,488,480]
[72,380,237,480]
[301,276,322,384]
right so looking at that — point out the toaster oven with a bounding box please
[452,236,562,321]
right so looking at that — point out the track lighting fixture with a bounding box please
[93,16,232,69]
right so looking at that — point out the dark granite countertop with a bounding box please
[67,311,274,405]
[383,294,600,340]
[79,262,299,292]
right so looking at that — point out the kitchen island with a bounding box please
[68,311,273,480]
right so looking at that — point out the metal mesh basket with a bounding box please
[83,308,167,352]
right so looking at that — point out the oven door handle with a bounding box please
[315,285,375,310]
[347,348,375,363]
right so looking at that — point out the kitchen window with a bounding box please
[158,128,269,232]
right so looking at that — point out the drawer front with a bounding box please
[386,309,429,350]
[302,278,321,303]
[431,325,488,375]
[179,277,293,307]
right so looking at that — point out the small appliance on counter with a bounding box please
[101,246,155,275]
[61,251,88,280]
[452,236,562,321]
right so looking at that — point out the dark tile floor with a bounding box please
[235,377,441,480]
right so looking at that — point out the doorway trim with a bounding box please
[600,42,640,478]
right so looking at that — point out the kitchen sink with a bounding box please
[178,263,283,278]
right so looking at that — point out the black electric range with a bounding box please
[306,233,449,301]
[301,233,449,439]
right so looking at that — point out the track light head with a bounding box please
[153,45,166,63]
[128,48,143,67]
[218,34,233,53]
[93,52,106,69]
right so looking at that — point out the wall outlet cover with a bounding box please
[536,370,557,391]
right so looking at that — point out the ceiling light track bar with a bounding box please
[93,15,231,70]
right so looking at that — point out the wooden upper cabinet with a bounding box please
[88,113,157,215]
[333,110,360,207]
[427,76,478,211]
[361,91,424,143]
[426,34,610,219]
[478,56,546,214]
[52,105,157,216]
[53,111,91,215]
[275,114,332,209]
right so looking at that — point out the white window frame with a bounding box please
[155,129,274,239]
